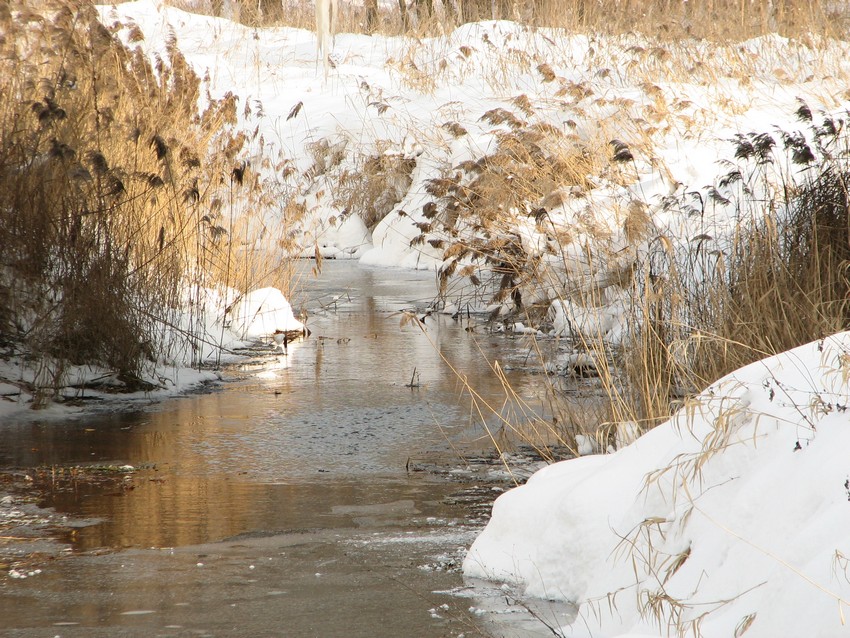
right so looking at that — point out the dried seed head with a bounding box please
[610,139,634,163]
[180,148,201,168]
[127,23,144,43]
[795,99,813,122]
[537,63,556,82]
[150,135,168,160]
[85,150,109,175]
[49,139,75,160]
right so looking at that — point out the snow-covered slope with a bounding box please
[98,2,850,288]
[464,332,850,637]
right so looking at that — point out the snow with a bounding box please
[230,287,304,339]
[550,296,627,343]
[464,332,850,636]
[0,282,301,420]
[93,2,850,328]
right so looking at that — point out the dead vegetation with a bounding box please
[0,0,298,403]
[414,92,850,460]
[338,146,417,230]
[410,107,610,319]
[169,0,850,42]
[661,121,850,392]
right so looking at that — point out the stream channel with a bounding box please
[0,261,576,637]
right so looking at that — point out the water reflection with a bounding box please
[56,479,471,551]
[0,262,559,553]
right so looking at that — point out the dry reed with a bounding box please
[0,0,299,402]
[169,0,849,42]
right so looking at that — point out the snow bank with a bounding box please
[230,287,304,339]
[0,284,300,420]
[464,332,850,637]
[96,2,850,333]
[550,296,627,344]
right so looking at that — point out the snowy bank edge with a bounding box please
[0,286,303,422]
[463,331,850,638]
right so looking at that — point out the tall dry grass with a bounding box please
[407,87,850,457]
[655,127,850,393]
[0,0,296,403]
[170,0,850,41]
[623,129,850,449]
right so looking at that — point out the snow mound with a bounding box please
[550,296,627,344]
[464,332,850,637]
[230,287,304,339]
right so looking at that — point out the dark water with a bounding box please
[0,262,572,637]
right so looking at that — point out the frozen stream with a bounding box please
[0,262,575,637]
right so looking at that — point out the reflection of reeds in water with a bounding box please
[0,1,301,401]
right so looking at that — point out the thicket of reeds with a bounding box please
[643,119,850,400]
[173,0,850,42]
[0,0,294,403]
[431,106,850,458]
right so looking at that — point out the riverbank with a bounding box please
[466,331,850,637]
[0,286,304,422]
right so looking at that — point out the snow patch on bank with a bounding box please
[464,332,850,637]
[0,285,301,420]
[231,288,304,339]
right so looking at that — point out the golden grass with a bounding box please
[404,93,850,457]
[168,0,849,42]
[0,0,299,399]
[337,144,417,230]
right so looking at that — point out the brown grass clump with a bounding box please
[427,112,850,458]
[685,167,850,386]
[614,120,850,433]
[338,146,417,230]
[0,0,292,401]
[411,108,606,313]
